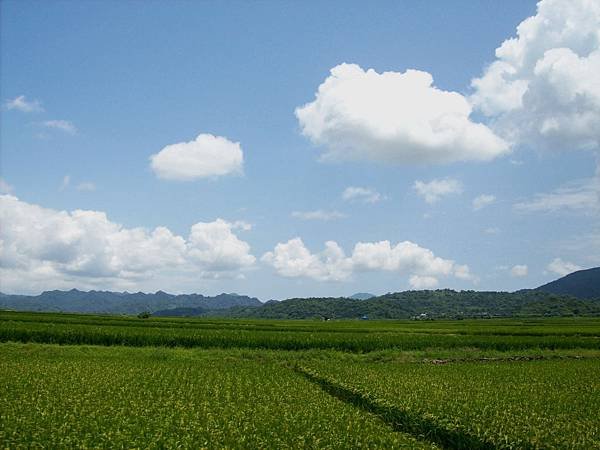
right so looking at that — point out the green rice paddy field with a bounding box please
[1,311,599,448]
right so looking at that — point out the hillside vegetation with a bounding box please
[0,289,260,314]
[2,268,598,319]
[204,289,600,320]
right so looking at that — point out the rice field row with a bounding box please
[4,311,600,336]
[298,358,600,449]
[2,313,600,352]
[2,312,600,448]
[0,343,434,449]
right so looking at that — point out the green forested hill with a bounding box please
[0,289,261,314]
[203,289,600,320]
[536,267,600,299]
[3,270,599,319]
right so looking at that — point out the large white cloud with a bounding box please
[0,195,255,293]
[262,237,473,287]
[295,63,509,165]
[150,133,243,180]
[471,0,600,151]
[186,219,255,270]
[261,238,352,282]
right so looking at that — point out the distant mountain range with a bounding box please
[0,289,261,315]
[1,267,597,318]
[536,267,600,299]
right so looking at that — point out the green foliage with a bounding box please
[210,289,600,320]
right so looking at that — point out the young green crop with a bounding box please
[2,312,600,449]
[2,312,600,352]
[0,343,435,449]
[300,358,600,449]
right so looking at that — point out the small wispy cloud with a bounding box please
[230,220,252,231]
[60,177,97,192]
[484,227,500,235]
[43,120,77,135]
[558,230,600,265]
[59,175,71,191]
[546,258,581,277]
[4,95,44,113]
[342,186,383,203]
[0,177,14,194]
[76,182,96,192]
[414,178,462,204]
[510,264,528,277]
[291,210,347,221]
[514,172,599,214]
[472,194,496,211]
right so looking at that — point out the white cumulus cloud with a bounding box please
[471,0,600,152]
[150,133,243,180]
[186,219,256,271]
[0,195,255,293]
[261,238,353,282]
[263,237,473,287]
[342,186,383,203]
[4,95,44,113]
[295,63,509,165]
[414,178,463,204]
[547,258,582,276]
[472,194,496,210]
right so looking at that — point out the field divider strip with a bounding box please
[293,365,502,450]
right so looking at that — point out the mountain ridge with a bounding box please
[2,268,598,318]
[535,267,600,299]
[0,290,262,315]
[199,289,600,320]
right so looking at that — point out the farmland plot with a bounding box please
[0,343,434,449]
[2,312,600,352]
[300,358,600,449]
[2,313,600,449]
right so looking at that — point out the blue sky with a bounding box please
[1,0,598,299]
